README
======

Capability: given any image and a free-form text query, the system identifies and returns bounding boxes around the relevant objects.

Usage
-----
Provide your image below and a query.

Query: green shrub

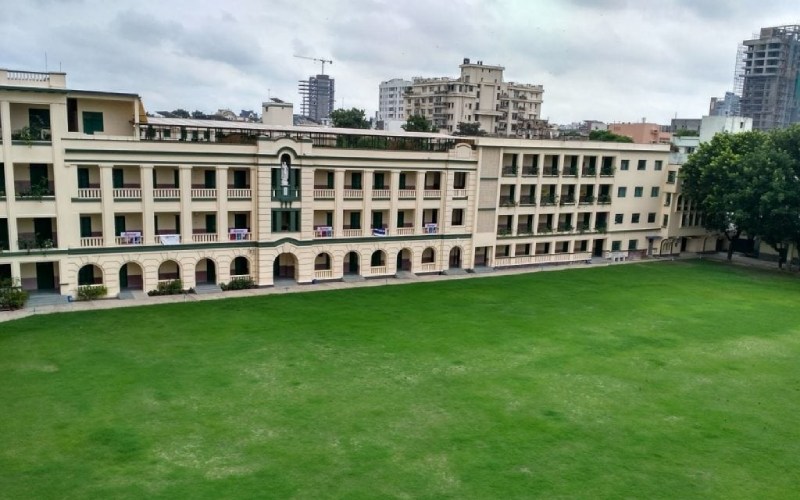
[220,277,256,291]
[0,278,28,310]
[76,285,108,301]
[147,279,185,296]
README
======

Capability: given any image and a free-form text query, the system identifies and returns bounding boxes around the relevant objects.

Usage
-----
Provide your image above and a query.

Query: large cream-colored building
[0,69,709,301]
[404,59,544,136]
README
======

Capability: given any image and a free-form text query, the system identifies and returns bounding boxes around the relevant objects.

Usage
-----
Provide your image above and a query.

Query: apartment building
[404,59,544,136]
[378,78,412,122]
[607,122,672,145]
[0,69,707,301]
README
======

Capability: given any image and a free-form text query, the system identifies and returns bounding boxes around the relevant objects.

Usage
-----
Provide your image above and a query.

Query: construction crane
[294,55,333,75]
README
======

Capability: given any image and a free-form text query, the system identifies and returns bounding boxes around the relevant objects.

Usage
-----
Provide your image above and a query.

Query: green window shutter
[234,213,247,229]
[325,212,333,227]
[290,169,299,190]
[205,214,216,233]
[372,211,382,229]
[205,170,216,189]
[80,216,92,238]
[374,173,385,189]
[112,169,124,189]
[271,168,279,190]
[399,173,406,189]
[271,211,278,232]
[234,170,247,188]
[352,172,362,189]
[0,163,6,195]
[326,171,334,189]
[289,210,299,231]
[350,211,360,229]
[114,215,126,235]
[397,211,404,227]
[175,215,181,234]
[82,111,104,135]
[152,169,157,186]
[154,215,159,234]
[174,169,180,188]
[77,168,90,189]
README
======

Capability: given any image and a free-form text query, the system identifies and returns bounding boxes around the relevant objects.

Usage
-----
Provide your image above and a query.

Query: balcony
[423,223,438,234]
[372,189,391,199]
[542,169,559,177]
[155,234,181,244]
[562,167,578,177]
[191,188,217,199]
[522,167,539,176]
[556,224,574,233]
[80,236,104,247]
[343,189,363,199]
[516,225,534,235]
[597,195,611,204]
[497,226,513,237]
[519,195,536,206]
[398,189,417,199]
[419,263,437,273]
[314,227,334,238]
[581,168,597,177]
[394,227,415,236]
[502,166,517,177]
[540,195,557,206]
[600,167,615,177]
[228,229,251,241]
[452,189,467,199]
[494,251,592,268]
[579,195,596,205]
[153,188,180,199]
[369,266,388,276]
[116,232,143,245]
[113,188,142,200]
[423,189,441,199]
[342,228,362,237]
[192,233,218,243]
[314,189,335,199]
[560,195,576,206]
[77,188,101,199]
[227,188,251,199]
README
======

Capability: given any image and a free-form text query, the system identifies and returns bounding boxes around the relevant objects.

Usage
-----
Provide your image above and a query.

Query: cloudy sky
[2,0,797,124]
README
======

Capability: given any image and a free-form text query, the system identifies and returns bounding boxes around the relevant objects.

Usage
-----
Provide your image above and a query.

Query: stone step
[193,284,222,295]
[442,268,468,276]
[471,266,496,274]
[26,292,69,308]
[395,271,418,280]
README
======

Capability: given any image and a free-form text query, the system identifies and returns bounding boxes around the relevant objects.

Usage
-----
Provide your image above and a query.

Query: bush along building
[0,68,709,301]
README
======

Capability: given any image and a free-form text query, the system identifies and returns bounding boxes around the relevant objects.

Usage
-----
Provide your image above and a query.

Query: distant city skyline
[1,0,798,124]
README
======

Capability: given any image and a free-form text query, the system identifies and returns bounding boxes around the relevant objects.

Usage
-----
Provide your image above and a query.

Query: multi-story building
[741,25,800,130]
[404,58,544,136]
[709,91,741,117]
[607,122,672,144]
[0,68,708,301]
[298,74,335,123]
[377,78,411,127]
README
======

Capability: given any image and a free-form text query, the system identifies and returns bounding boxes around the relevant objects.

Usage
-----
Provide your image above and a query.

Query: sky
[2,0,798,124]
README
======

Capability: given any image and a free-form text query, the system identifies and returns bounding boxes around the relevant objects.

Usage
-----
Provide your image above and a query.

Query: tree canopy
[588,130,634,143]
[330,108,370,129]
[681,125,800,267]
[402,114,437,133]
[454,122,485,136]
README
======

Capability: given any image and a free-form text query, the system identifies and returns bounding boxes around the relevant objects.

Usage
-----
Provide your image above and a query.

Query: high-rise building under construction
[740,25,800,130]
[298,74,335,123]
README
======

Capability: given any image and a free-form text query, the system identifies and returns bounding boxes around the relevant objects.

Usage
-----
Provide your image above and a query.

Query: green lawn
[2,261,800,499]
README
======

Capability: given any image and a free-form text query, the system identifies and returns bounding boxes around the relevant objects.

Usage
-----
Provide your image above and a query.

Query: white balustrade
[227,188,251,198]
[394,227,415,236]
[423,189,441,198]
[343,189,363,199]
[452,189,467,198]
[372,189,390,199]
[420,263,437,272]
[314,270,333,279]
[494,252,593,268]
[80,236,104,247]
[314,189,335,199]
[341,229,362,237]
[370,266,388,275]
[191,188,217,198]
[192,233,218,243]
[113,188,142,199]
[115,235,143,245]
[153,188,180,198]
[398,189,417,198]
[77,188,101,199]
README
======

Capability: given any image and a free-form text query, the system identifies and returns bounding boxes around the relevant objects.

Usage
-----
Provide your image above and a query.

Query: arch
[158,260,181,282]
[314,252,333,271]
[230,256,250,277]
[449,246,463,269]
[396,248,412,272]
[273,252,298,282]
[421,247,436,264]
[119,261,144,290]
[195,257,217,285]
[370,250,386,267]
[343,251,360,275]
[78,264,103,286]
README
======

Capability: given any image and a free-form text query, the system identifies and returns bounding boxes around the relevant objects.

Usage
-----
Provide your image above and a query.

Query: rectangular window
[326,171,334,189]
[204,170,216,189]
[662,214,669,227]
[351,172,362,189]
[399,173,407,189]
[80,216,92,238]
[637,159,646,170]
[617,186,627,198]
[77,167,90,189]
[620,160,629,171]
[397,211,405,227]
[371,211,383,229]
[611,240,622,251]
[628,239,638,250]
[654,160,663,171]
[114,215,126,235]
[112,168,124,189]
[233,170,248,189]
[454,172,467,189]
[634,186,643,197]
[647,212,656,223]
[452,208,464,226]
[667,171,676,183]
[205,214,216,233]
[350,211,361,229]
[373,172,385,189]
[632,213,640,223]
[0,163,5,196]
[614,213,624,224]
[82,111,104,135]
[234,213,248,229]
[272,210,300,232]
[651,186,659,197]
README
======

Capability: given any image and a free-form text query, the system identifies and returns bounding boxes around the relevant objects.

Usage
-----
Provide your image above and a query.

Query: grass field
[2,260,800,499]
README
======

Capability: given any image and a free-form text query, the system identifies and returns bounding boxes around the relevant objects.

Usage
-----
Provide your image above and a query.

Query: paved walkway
[1,252,768,323]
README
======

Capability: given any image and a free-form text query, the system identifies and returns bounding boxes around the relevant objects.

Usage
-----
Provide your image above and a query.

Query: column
[334,170,345,236]
[389,170,400,234]
[363,170,373,234]
[415,171,424,232]
[141,164,155,245]
[1,101,18,251]
[217,166,229,242]
[179,165,192,244]
[99,164,115,246]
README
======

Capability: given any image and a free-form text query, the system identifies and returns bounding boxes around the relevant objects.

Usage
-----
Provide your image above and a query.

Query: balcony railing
[113,188,142,199]
[314,269,334,279]
[370,266,388,275]
[115,235,143,245]
[579,196,596,205]
[452,189,467,198]
[343,189,363,199]
[581,168,597,176]
[423,189,441,198]
[519,196,536,206]
[423,223,438,234]
[497,227,513,236]
[398,189,417,199]
[314,189,335,199]
[522,167,538,176]
[227,188,251,199]
[314,227,334,238]
[494,251,592,267]
[77,188,101,199]
[191,188,217,199]
[517,225,534,235]
[372,189,391,199]
[419,263,437,272]
[540,195,557,206]
[600,167,615,176]
[192,233,218,243]
[499,196,516,207]
[156,234,181,244]
[395,227,415,236]
[597,195,612,204]
[80,236,104,247]
[542,169,559,177]
[562,167,578,176]
[560,195,576,205]
[342,228,362,237]
[228,230,251,241]
[502,166,517,176]
[271,188,300,200]
[153,188,180,198]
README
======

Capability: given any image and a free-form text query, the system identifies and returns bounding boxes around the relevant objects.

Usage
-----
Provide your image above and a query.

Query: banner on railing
[372,228,387,237]
[229,228,249,241]
[424,223,438,234]
[316,226,333,237]
[160,234,180,245]
[120,231,142,244]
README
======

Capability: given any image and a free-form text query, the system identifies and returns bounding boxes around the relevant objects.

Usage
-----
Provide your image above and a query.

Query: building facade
[741,25,800,130]
[298,74,335,123]
[377,78,412,123]
[607,122,672,144]
[0,69,709,300]
[404,59,544,136]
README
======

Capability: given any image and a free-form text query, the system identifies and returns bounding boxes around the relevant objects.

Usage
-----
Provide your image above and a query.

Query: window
[454,172,467,189]
[233,170,248,189]
[82,111,104,135]
[667,171,676,183]
[631,213,640,223]
[620,160,629,171]
[634,187,643,197]
[662,214,669,227]
[611,240,622,251]
[77,167,90,189]
[452,209,464,226]
[614,213,623,224]
[79,216,92,238]
[637,159,646,170]
[351,172,362,189]
[617,186,627,198]
[647,212,656,223]
[628,239,638,250]
[654,160,663,171]
[651,186,660,197]
[373,172,385,189]
[272,210,300,232]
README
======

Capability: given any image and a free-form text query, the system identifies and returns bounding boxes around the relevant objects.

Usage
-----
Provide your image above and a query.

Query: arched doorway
[449,247,462,268]
[230,256,250,277]
[119,262,144,290]
[396,248,412,272]
[273,253,298,282]
[422,247,436,265]
[158,260,181,283]
[78,264,102,286]
[195,258,217,284]
[343,251,360,275]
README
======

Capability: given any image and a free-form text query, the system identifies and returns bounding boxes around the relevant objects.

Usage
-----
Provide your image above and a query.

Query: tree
[402,114,437,133]
[330,108,370,129]
[454,122,485,136]
[588,130,634,143]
